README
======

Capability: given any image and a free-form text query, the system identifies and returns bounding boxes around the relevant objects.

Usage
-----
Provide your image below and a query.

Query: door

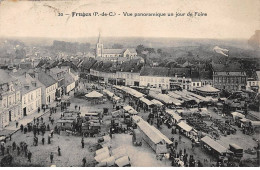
[23,107,27,116]
[9,111,12,121]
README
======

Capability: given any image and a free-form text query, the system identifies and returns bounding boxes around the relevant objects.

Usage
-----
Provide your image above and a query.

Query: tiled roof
[14,74,40,95]
[64,72,75,86]
[140,67,169,77]
[118,60,143,73]
[37,71,57,87]
[81,58,97,70]
[212,63,242,72]
[0,69,16,84]
[168,68,191,77]
[103,49,124,54]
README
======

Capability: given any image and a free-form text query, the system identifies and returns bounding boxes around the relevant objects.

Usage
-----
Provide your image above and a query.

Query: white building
[30,71,58,106]
[14,73,42,116]
[0,70,22,129]
[140,67,170,89]
[246,71,260,93]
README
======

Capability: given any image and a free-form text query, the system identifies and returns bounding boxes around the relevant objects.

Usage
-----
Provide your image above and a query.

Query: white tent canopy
[94,150,110,163]
[103,89,114,97]
[151,99,163,106]
[197,85,220,93]
[95,146,109,156]
[140,97,154,106]
[85,91,103,98]
[177,121,193,132]
[115,156,130,167]
[231,112,245,119]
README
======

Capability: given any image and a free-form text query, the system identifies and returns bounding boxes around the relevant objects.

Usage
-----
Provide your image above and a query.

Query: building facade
[246,71,260,93]
[213,71,247,91]
[30,71,58,106]
[0,70,22,129]
[14,73,42,117]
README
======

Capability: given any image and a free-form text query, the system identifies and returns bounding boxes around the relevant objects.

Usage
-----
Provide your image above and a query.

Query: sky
[0,0,259,39]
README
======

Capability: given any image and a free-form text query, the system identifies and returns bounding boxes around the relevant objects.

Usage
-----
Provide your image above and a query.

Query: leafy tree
[136,45,145,55]
[157,49,162,54]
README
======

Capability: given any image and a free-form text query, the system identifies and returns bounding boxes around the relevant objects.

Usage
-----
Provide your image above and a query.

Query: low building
[246,71,260,93]
[140,67,170,89]
[0,69,22,129]
[168,68,192,90]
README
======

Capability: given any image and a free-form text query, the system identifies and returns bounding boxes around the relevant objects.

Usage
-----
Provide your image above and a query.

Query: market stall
[136,117,172,154]
[85,90,104,104]
[196,85,220,97]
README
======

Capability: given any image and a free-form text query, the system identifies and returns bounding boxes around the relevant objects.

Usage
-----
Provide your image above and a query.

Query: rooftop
[140,67,169,77]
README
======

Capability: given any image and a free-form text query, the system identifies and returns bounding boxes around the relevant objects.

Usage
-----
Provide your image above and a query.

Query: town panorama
[0,31,259,167]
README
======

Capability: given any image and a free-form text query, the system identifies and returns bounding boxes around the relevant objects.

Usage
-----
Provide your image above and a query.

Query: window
[197,83,200,86]
[193,83,195,86]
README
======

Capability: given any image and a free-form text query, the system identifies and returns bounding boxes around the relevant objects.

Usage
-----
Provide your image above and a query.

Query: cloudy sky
[0,0,259,39]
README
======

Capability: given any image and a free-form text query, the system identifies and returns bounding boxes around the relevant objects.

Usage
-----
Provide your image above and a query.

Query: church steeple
[96,32,103,58]
[97,32,101,43]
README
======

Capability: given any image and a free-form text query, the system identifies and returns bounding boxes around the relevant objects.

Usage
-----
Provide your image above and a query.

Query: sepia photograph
[0,0,259,167]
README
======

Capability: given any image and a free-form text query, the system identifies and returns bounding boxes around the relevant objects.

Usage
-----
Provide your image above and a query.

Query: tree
[136,45,145,55]
[157,49,162,54]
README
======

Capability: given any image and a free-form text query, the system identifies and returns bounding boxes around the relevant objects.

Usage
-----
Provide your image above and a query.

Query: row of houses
[0,67,79,129]
[88,60,212,91]
[87,59,260,93]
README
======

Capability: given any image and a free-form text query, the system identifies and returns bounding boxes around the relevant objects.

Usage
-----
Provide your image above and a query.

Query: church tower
[96,32,103,58]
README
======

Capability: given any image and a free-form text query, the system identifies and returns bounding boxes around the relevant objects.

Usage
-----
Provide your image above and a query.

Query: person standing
[42,137,45,145]
[81,137,84,148]
[16,121,19,128]
[50,152,54,163]
[82,157,86,167]
[48,135,51,144]
[17,146,20,155]
[28,151,32,162]
[58,146,61,156]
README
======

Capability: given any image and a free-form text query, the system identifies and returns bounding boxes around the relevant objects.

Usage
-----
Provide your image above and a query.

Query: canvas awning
[112,147,127,159]
[103,89,114,97]
[151,99,163,106]
[100,156,115,166]
[196,85,220,93]
[128,109,138,115]
[177,121,193,132]
[123,105,134,111]
[140,97,154,106]
[115,156,130,167]
[96,147,109,156]
[231,112,245,119]
[94,150,110,163]
[85,91,103,98]
[201,136,228,154]
[166,109,183,122]
[137,118,172,145]
[113,96,121,101]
